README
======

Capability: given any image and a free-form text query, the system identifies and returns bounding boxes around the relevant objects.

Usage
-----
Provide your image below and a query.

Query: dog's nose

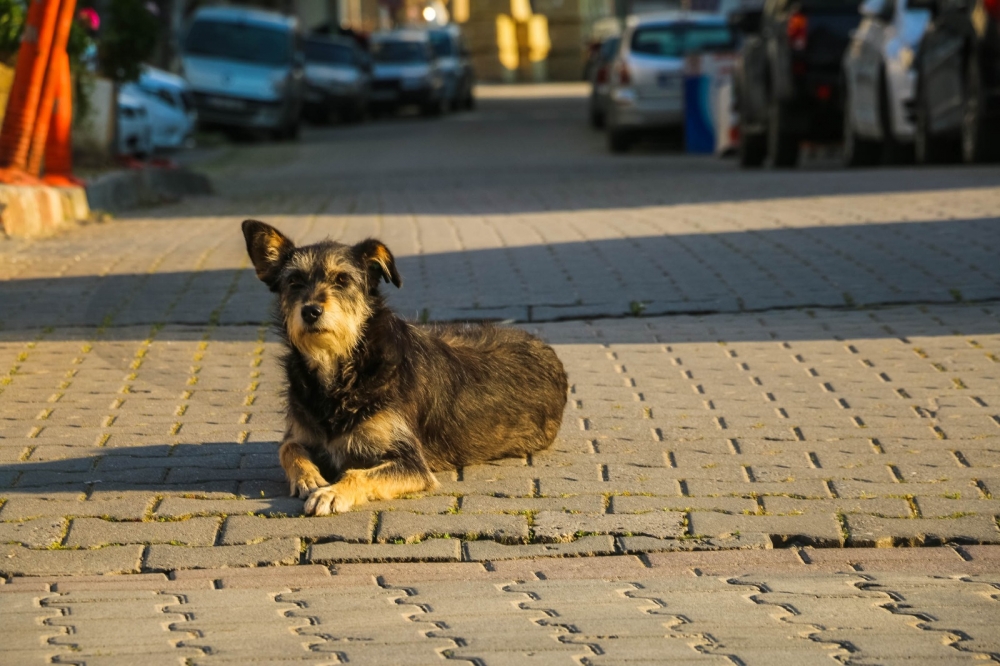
[300,304,324,325]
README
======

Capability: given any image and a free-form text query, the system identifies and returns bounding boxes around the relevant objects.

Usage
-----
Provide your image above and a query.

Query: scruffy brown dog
[242,220,568,515]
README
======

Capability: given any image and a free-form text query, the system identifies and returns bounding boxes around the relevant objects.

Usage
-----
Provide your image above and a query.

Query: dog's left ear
[242,219,294,291]
[355,239,402,289]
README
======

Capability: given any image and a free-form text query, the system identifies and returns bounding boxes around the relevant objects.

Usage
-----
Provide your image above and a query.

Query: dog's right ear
[242,220,294,291]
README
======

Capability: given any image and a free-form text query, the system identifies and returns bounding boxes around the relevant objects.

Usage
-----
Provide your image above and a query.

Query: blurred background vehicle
[588,35,621,128]
[181,6,305,140]
[910,0,1000,163]
[428,26,476,111]
[302,35,372,124]
[369,30,445,117]
[116,86,154,157]
[128,66,198,152]
[734,0,863,168]
[841,0,930,166]
[605,12,737,152]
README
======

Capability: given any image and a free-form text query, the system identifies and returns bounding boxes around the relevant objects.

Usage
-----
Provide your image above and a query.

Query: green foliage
[0,0,25,64]
[98,0,158,82]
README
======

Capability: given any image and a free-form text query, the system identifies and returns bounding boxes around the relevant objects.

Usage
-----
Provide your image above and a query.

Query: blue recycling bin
[684,73,715,154]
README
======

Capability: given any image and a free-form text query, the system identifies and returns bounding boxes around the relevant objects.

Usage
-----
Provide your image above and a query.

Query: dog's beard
[288,298,370,383]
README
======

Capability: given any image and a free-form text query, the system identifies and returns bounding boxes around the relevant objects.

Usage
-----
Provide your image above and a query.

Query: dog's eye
[287,279,305,290]
[334,273,350,287]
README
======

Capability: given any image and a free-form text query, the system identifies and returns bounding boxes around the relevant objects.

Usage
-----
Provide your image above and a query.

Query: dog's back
[406,322,568,470]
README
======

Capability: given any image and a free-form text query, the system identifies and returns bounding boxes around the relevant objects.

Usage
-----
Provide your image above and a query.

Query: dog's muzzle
[301,304,324,325]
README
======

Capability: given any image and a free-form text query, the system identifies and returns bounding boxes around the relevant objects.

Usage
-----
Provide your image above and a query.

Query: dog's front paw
[290,468,329,499]
[303,483,364,515]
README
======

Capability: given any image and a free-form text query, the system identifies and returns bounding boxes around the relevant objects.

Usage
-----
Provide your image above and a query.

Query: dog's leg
[280,439,330,499]
[303,412,437,515]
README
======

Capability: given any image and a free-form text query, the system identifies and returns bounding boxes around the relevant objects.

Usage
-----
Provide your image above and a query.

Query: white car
[116,87,153,157]
[605,12,737,152]
[841,0,931,165]
[132,66,198,151]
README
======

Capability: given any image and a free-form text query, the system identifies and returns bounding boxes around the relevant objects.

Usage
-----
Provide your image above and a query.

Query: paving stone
[145,538,301,571]
[376,513,528,544]
[465,535,617,561]
[0,517,66,547]
[845,515,1000,546]
[688,512,844,546]
[64,517,221,547]
[218,512,374,545]
[154,496,303,518]
[0,544,143,576]
[619,533,772,553]
[533,511,685,542]
[0,498,151,521]
[309,538,462,563]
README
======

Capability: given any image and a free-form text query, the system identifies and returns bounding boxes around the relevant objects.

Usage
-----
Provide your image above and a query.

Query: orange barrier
[27,0,78,178]
[0,0,62,183]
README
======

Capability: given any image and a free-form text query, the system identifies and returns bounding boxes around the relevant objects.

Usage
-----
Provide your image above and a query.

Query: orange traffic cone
[27,0,79,180]
[0,0,62,184]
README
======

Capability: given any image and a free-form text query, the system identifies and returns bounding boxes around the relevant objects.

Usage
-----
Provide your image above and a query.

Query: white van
[181,6,305,139]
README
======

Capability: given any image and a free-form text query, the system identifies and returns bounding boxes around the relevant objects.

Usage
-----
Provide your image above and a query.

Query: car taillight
[616,62,631,85]
[596,65,609,84]
[985,0,1000,19]
[788,12,808,50]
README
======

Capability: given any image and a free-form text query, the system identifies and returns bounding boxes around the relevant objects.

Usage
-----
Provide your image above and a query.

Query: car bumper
[193,93,289,130]
[610,90,683,128]
[370,85,438,106]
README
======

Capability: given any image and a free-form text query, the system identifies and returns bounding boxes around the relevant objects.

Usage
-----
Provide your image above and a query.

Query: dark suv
[909,0,1000,163]
[734,0,863,166]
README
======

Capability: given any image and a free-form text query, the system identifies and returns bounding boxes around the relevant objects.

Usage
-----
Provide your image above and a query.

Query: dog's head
[242,220,401,365]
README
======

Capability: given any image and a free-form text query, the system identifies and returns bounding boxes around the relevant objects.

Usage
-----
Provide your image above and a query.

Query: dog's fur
[242,220,568,515]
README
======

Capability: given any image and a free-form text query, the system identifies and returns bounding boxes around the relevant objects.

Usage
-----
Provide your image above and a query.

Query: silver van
[182,6,305,139]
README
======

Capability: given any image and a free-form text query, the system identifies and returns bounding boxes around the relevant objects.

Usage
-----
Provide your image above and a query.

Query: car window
[429,31,454,56]
[631,24,735,57]
[184,20,292,65]
[372,40,430,63]
[304,40,355,65]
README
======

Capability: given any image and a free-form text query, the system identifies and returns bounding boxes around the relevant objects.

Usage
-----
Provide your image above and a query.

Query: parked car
[369,30,445,116]
[841,0,930,165]
[116,87,153,157]
[181,6,305,140]
[909,0,1000,163]
[733,0,864,167]
[131,66,198,151]
[428,26,475,110]
[588,36,621,128]
[605,12,737,152]
[302,35,372,123]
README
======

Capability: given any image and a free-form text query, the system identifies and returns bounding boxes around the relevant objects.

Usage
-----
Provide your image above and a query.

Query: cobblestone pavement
[0,86,999,581]
[3,548,999,665]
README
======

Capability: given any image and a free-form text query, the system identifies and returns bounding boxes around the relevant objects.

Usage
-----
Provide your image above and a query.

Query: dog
[242,220,568,515]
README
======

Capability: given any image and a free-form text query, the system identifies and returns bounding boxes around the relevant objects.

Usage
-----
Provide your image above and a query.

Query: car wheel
[914,81,959,164]
[608,128,633,153]
[590,105,605,129]
[421,97,443,117]
[962,57,1000,163]
[767,99,799,168]
[738,130,767,167]
[842,85,880,167]
[464,93,475,110]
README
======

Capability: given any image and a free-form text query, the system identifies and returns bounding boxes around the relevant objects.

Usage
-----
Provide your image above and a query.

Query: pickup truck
[733,0,864,167]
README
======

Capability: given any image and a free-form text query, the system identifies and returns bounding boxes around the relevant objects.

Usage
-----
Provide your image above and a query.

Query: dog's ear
[242,220,294,291]
[355,238,402,289]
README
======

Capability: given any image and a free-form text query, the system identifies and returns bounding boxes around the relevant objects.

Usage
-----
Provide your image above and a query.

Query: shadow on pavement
[2,218,999,341]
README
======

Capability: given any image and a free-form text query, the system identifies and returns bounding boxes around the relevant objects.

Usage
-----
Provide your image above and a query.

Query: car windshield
[631,23,735,57]
[304,40,355,65]
[429,31,454,57]
[185,20,292,65]
[372,40,429,63]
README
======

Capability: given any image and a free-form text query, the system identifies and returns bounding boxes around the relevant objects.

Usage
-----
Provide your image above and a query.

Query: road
[1,84,999,664]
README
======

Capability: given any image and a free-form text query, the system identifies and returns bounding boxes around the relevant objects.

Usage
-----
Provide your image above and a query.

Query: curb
[84,167,212,214]
[0,167,211,240]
